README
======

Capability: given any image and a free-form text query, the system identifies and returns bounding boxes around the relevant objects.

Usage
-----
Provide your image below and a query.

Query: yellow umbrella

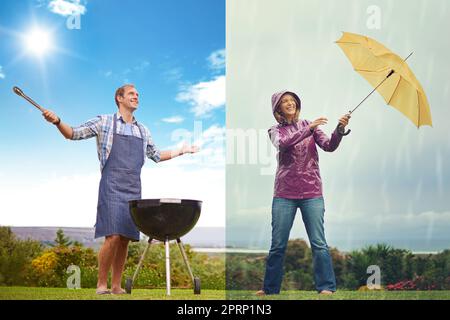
[335,32,432,132]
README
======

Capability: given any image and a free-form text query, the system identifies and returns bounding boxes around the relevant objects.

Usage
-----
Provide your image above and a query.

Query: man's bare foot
[319,290,334,295]
[255,290,266,296]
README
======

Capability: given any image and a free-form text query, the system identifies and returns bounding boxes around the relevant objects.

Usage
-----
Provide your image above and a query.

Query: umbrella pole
[340,52,414,135]
[339,74,393,136]
[349,70,395,115]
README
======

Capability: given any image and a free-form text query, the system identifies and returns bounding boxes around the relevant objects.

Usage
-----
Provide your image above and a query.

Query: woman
[257,90,350,295]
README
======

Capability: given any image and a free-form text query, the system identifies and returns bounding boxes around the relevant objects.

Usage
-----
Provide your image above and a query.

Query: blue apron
[95,114,144,241]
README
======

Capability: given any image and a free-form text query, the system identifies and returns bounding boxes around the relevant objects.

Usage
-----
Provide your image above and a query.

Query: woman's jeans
[263,197,336,294]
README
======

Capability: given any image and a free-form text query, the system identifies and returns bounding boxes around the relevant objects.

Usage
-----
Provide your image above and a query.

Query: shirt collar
[116,111,137,125]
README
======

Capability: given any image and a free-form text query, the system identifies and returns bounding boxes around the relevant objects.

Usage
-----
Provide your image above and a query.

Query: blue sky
[0,0,225,228]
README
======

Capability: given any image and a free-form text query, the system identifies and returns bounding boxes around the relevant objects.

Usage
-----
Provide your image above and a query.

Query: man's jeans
[263,197,336,294]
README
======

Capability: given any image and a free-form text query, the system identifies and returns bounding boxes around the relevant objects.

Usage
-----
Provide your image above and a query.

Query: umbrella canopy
[336,32,432,128]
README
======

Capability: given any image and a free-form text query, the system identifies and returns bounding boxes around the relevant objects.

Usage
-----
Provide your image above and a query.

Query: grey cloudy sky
[226,0,450,252]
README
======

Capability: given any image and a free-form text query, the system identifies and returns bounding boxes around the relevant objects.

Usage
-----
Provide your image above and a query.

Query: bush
[226,239,321,291]
[225,253,265,290]
[343,244,413,288]
[385,250,450,291]
[191,252,225,290]
[17,235,225,289]
[383,250,450,291]
[29,251,59,287]
[0,227,43,286]
[28,245,98,287]
[124,241,225,290]
[283,239,314,290]
[283,269,315,291]
[430,250,450,290]
[3,226,448,291]
[225,240,450,291]
[386,280,417,291]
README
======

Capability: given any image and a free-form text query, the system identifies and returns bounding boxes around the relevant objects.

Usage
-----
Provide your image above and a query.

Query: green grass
[0,286,225,300]
[227,290,450,300]
[2,287,449,300]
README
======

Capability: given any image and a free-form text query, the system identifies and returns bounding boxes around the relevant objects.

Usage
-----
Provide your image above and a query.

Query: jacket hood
[271,90,301,117]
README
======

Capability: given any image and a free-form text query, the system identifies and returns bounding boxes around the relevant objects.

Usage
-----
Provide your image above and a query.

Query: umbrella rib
[335,41,361,45]
[417,93,421,128]
[387,77,402,106]
[354,67,390,73]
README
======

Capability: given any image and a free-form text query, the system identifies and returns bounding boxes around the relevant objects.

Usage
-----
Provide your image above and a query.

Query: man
[42,84,199,294]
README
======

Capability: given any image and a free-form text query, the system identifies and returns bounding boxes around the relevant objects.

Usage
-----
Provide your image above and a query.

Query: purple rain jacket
[269,90,345,199]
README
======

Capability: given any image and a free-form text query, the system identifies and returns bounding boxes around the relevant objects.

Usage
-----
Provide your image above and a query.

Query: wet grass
[227,290,450,300]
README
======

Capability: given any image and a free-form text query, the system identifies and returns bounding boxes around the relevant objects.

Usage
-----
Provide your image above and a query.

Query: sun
[24,27,53,57]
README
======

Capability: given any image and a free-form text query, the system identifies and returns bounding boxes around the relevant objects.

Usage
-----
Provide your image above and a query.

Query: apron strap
[136,122,146,162]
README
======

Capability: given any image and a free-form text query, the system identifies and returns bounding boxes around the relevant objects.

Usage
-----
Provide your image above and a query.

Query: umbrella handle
[337,110,352,136]
[337,124,351,136]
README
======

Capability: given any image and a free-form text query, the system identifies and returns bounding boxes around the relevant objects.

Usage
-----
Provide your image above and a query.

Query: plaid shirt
[72,112,161,171]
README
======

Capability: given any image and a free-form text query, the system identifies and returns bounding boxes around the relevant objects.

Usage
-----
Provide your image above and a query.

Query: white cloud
[163,124,226,168]
[208,49,225,70]
[0,172,100,228]
[326,210,450,226]
[141,166,224,227]
[162,116,184,124]
[0,66,5,79]
[176,75,225,117]
[0,165,224,228]
[102,60,150,80]
[196,124,226,153]
[201,124,226,141]
[48,0,86,16]
[163,68,183,82]
[133,60,150,72]
[194,124,226,167]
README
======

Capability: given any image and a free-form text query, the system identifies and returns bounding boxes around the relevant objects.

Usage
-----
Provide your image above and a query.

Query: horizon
[8,225,446,254]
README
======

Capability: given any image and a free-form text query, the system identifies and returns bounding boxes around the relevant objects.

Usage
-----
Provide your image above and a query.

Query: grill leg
[165,237,171,296]
[177,238,201,294]
[176,238,195,283]
[133,238,152,283]
[126,238,152,294]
